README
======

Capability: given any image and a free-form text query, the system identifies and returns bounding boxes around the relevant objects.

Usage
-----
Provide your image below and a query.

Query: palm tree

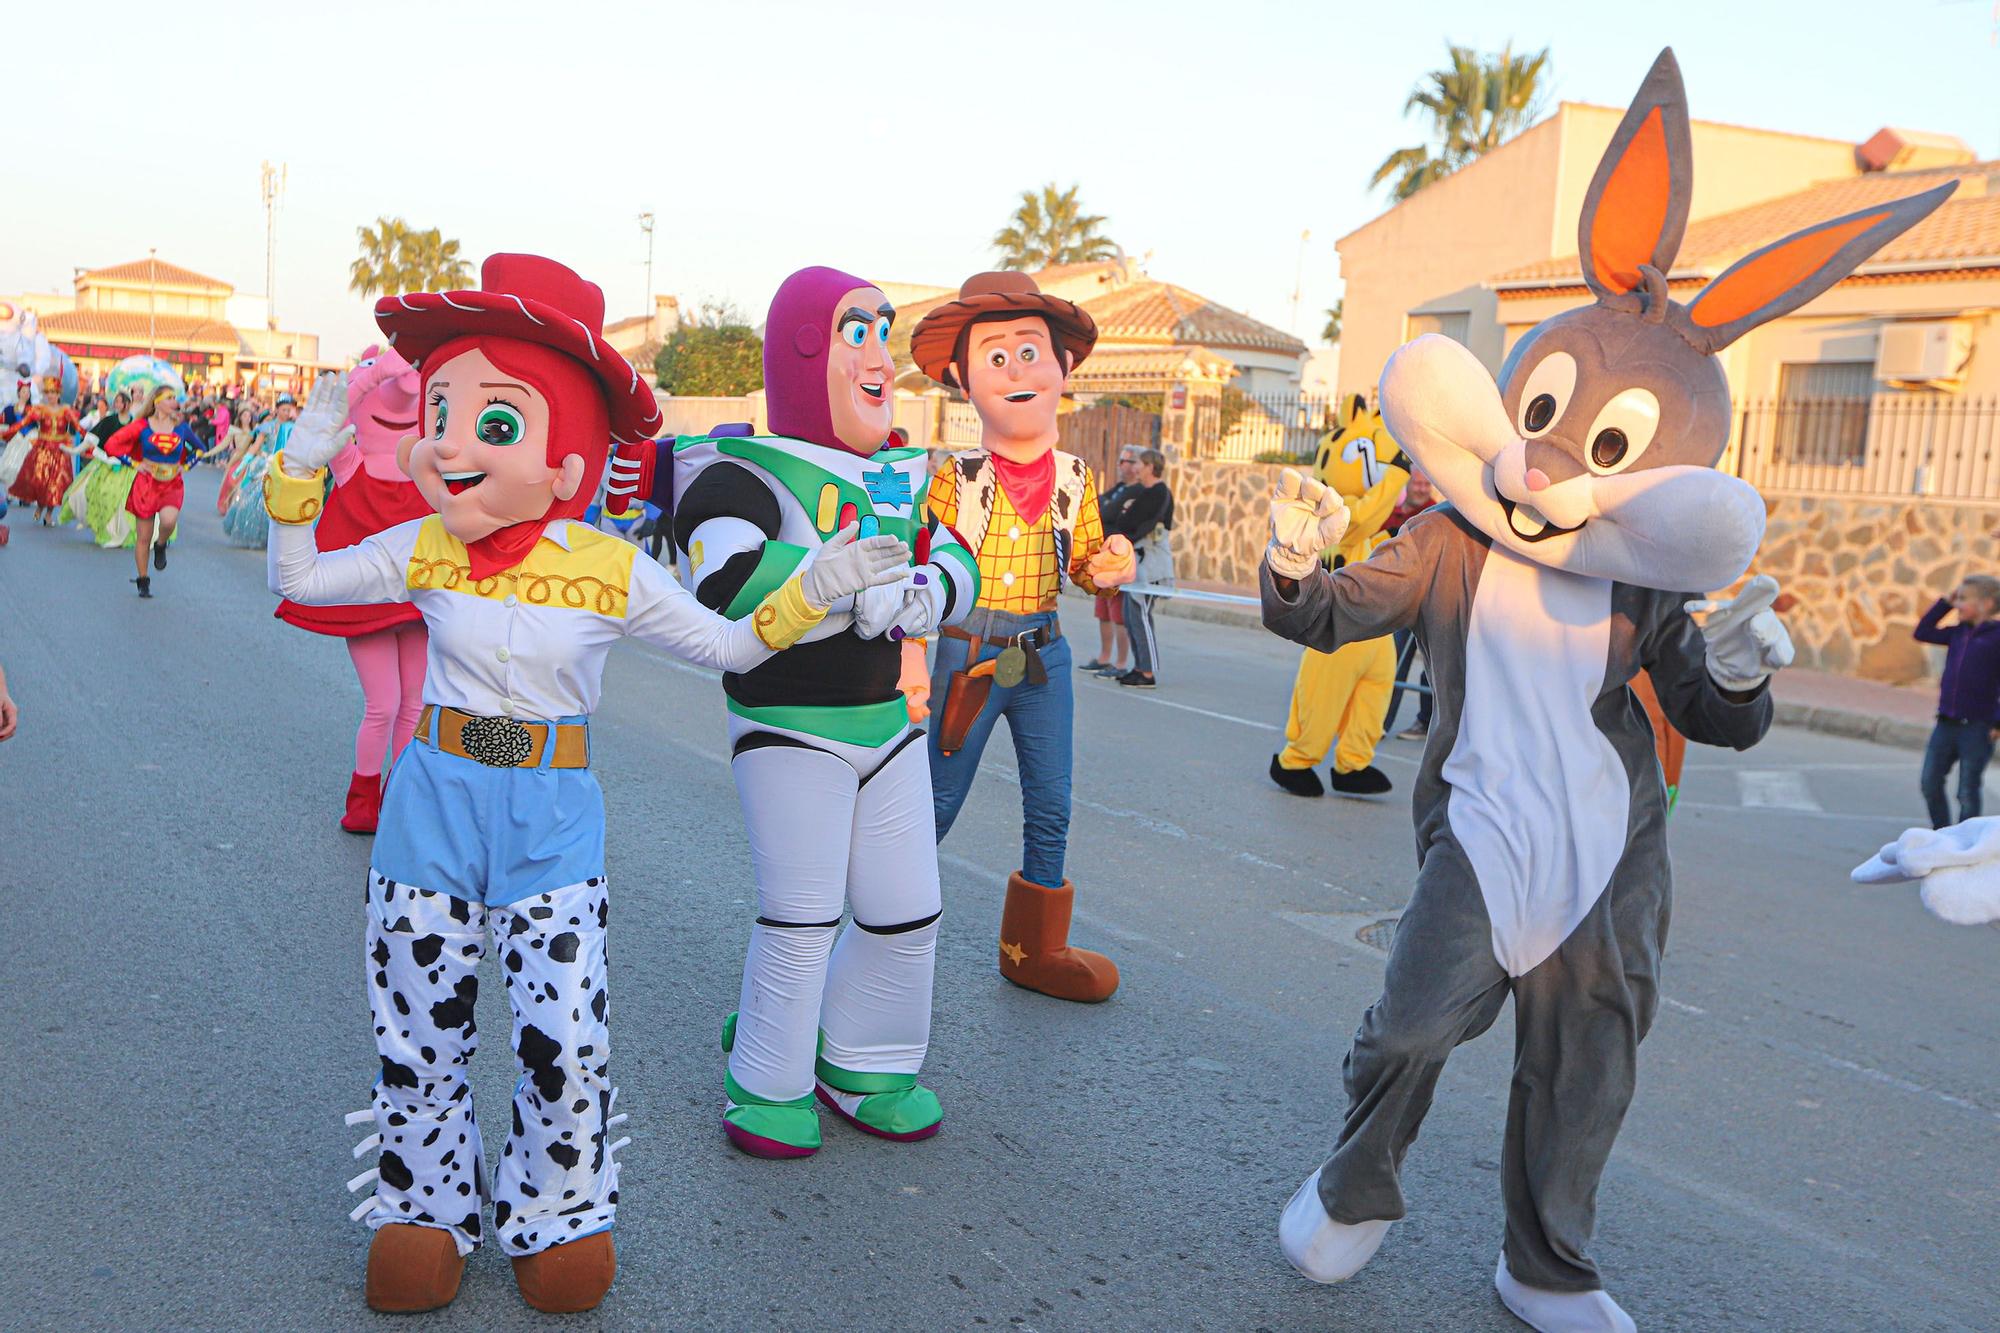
[1322,299,1343,345]
[348,217,474,298]
[1371,43,1551,201]
[992,184,1117,270]
[348,216,409,298]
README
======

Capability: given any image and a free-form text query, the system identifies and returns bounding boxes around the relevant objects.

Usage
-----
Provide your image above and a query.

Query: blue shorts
[372,713,605,906]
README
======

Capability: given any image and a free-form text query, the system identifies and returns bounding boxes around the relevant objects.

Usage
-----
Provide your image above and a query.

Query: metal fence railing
[1730,394,2000,500]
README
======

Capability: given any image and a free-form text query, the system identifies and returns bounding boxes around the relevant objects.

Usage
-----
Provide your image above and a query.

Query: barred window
[1775,362,1874,464]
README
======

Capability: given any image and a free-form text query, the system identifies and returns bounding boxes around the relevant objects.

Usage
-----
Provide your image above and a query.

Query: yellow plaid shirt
[927,461,1107,614]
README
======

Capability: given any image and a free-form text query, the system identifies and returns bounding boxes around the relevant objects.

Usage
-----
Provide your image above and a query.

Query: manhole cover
[1355,917,1400,952]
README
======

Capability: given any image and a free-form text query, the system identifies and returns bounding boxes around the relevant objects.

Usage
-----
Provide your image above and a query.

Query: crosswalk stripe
[1737,769,1824,812]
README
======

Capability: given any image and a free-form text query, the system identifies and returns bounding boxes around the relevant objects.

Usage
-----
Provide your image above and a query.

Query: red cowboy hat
[374,253,662,443]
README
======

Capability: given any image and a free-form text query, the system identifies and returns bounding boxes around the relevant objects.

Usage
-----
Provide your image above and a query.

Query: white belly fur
[1443,545,1626,977]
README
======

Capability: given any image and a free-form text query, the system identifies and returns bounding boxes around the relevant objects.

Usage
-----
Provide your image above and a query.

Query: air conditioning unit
[1876,320,1973,387]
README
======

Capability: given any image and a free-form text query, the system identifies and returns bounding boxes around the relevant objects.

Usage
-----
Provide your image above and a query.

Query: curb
[1772,701,1932,752]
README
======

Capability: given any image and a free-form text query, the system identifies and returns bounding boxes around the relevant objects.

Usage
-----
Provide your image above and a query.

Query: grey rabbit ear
[1684,181,1958,354]
[1577,48,1694,306]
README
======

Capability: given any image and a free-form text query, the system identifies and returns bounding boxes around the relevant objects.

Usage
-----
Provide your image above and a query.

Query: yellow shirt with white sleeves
[265,463,814,721]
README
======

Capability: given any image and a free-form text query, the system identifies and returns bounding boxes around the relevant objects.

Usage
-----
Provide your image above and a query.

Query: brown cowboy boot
[998,872,1120,1002]
[511,1232,616,1313]
[364,1223,465,1313]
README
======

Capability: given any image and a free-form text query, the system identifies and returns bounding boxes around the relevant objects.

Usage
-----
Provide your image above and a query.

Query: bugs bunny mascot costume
[1261,48,1954,1332]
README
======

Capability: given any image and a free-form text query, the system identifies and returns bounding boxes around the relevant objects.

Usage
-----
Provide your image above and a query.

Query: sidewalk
[1113,583,1943,752]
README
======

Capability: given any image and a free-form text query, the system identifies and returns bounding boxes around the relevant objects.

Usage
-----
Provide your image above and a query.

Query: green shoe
[814,1055,943,1142]
[720,1015,819,1158]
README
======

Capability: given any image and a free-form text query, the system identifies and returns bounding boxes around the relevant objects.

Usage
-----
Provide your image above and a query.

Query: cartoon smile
[371,414,418,431]
[442,469,487,494]
[1499,496,1583,542]
[1004,390,1037,403]
[858,381,884,401]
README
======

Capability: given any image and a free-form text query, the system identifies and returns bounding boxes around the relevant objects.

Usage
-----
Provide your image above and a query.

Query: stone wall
[1157,454,1999,687]
[1163,455,1288,589]
[1751,494,2000,684]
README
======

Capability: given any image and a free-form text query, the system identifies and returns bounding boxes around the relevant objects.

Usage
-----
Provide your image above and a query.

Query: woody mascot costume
[1267,393,1410,798]
[608,266,979,1158]
[911,272,1137,1003]
[263,254,910,1314]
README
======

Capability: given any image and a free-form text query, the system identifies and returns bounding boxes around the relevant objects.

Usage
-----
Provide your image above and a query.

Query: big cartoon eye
[1018,344,1039,365]
[1514,352,1576,438]
[429,397,448,438]
[987,348,1010,369]
[842,320,870,348]
[1583,388,1660,474]
[476,402,525,446]
[355,356,377,371]
[874,316,892,344]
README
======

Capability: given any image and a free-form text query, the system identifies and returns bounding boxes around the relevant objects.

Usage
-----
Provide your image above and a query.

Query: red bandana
[989,448,1056,527]
[465,520,555,582]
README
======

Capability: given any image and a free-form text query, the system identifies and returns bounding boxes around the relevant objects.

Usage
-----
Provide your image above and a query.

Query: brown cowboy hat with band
[910,271,1099,388]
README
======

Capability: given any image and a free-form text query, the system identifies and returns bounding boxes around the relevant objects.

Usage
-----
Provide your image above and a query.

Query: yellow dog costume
[1269,394,1411,798]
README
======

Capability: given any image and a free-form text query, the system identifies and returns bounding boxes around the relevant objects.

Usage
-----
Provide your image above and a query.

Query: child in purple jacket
[1915,574,2000,827]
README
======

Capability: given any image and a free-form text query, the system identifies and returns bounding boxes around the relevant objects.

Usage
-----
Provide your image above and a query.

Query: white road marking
[1737,769,1824,811]
[1080,678,1280,732]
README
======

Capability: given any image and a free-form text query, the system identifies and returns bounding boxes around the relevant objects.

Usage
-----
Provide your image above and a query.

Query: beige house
[8,258,329,393]
[603,294,683,384]
[1333,106,1974,402]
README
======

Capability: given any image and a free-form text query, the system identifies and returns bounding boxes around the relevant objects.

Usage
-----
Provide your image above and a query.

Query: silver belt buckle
[459,714,535,767]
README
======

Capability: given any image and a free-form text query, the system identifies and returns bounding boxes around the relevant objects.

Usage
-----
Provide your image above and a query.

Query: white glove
[1266,467,1350,580]
[279,371,355,478]
[1685,574,1794,692]
[799,523,911,609]
[855,568,948,641]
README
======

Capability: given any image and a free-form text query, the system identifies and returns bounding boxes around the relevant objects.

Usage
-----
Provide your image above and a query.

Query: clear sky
[11,0,1994,361]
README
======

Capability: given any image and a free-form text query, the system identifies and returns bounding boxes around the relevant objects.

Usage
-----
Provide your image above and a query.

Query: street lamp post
[638,212,656,337]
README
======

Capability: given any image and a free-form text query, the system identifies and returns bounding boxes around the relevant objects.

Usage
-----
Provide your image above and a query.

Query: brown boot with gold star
[998,872,1119,1002]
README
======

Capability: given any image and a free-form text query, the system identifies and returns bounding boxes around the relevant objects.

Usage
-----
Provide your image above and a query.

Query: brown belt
[417,704,590,770]
[940,622,1062,658]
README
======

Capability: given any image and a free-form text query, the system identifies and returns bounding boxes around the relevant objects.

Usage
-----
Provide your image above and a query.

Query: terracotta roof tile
[41,308,241,349]
[79,258,233,290]
[1493,162,2000,286]
[1081,280,1307,356]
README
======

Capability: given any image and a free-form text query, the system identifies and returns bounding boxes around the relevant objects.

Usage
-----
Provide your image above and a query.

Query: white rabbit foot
[1494,1253,1635,1333]
[1278,1168,1392,1283]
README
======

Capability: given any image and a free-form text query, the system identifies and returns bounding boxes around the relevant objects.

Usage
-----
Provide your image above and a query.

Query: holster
[937,670,992,756]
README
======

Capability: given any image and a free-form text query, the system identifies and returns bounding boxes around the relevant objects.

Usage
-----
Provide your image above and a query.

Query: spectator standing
[1915,575,2000,828]
[1102,447,1174,688]
[1083,445,1142,675]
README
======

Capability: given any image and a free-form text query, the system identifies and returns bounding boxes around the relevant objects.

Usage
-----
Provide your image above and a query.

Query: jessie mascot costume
[1267,393,1410,798]
[263,254,910,1314]
[274,346,433,832]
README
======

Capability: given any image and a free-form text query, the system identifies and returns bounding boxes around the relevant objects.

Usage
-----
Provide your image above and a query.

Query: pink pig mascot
[275,345,433,831]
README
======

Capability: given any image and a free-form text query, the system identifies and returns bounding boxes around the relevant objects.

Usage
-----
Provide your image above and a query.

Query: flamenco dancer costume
[273,349,432,833]
[268,255,866,1313]
[621,266,977,1157]
[4,387,80,516]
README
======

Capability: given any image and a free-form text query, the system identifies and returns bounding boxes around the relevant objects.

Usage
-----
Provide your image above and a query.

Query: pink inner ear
[1592,107,1671,294]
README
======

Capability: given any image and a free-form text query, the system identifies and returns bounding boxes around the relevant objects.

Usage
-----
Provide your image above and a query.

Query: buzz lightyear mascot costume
[609,266,977,1157]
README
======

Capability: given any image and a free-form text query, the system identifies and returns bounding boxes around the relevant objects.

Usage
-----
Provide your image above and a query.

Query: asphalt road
[1,471,1993,1332]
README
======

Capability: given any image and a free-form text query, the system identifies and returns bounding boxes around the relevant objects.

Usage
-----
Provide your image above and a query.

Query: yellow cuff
[751,574,828,651]
[263,454,327,525]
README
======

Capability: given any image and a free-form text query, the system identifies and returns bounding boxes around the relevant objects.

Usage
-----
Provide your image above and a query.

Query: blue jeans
[929,610,1075,887]
[1921,716,1994,829]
